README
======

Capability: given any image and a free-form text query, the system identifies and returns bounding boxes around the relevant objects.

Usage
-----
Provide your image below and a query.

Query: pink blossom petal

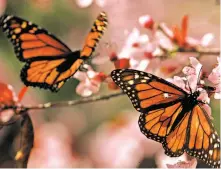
[208,70,220,85]
[139,15,154,29]
[76,0,93,8]
[214,92,221,99]
[152,47,163,56]
[159,23,174,38]
[73,71,88,81]
[155,31,175,51]
[125,28,149,47]
[189,57,202,72]
[186,37,200,47]
[130,58,149,71]
[187,74,198,92]
[166,158,197,168]
[208,60,221,85]
[76,79,100,97]
[95,0,106,7]
[156,151,191,168]
[182,66,195,76]
[201,33,214,47]
[73,64,94,81]
[197,89,210,104]
[167,76,186,90]
[0,109,14,123]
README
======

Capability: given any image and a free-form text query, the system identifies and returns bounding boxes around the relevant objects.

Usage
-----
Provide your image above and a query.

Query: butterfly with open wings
[0,12,108,92]
[111,69,220,168]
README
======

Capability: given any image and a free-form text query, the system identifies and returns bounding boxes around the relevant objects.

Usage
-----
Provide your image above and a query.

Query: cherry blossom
[139,15,154,29]
[76,0,105,8]
[208,57,221,99]
[118,28,155,71]
[182,57,202,91]
[0,83,19,125]
[74,65,107,97]
[156,151,197,168]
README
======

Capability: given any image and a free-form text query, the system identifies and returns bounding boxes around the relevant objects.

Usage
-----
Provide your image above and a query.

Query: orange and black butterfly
[0,12,108,92]
[111,69,220,168]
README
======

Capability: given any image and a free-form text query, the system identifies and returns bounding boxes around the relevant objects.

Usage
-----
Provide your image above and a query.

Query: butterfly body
[111,69,220,168]
[0,12,108,92]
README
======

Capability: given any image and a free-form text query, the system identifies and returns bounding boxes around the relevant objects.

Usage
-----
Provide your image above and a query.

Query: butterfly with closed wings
[0,12,108,92]
[111,69,220,168]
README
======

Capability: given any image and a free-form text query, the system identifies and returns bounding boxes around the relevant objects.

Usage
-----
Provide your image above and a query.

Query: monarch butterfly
[111,69,220,168]
[0,12,108,92]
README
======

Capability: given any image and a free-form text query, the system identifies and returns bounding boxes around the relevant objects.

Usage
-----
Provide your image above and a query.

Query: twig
[0,91,124,117]
[25,91,123,110]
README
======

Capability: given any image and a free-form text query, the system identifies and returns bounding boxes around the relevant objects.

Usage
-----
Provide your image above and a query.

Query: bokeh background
[0,0,219,168]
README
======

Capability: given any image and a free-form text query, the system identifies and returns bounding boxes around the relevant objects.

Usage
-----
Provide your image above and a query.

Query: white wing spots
[164,93,169,98]
[214,143,219,148]
[117,78,120,81]
[135,74,139,79]
[148,74,152,78]
[210,137,213,143]
[209,150,213,156]
[144,76,149,80]
[141,79,147,83]
[28,21,33,25]
[127,87,131,90]
[128,80,134,85]
[3,16,13,23]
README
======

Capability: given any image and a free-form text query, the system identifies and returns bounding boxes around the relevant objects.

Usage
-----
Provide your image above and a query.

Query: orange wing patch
[185,105,220,168]
[21,58,83,91]
[0,15,72,62]
[163,111,191,156]
[139,102,183,143]
[111,69,186,113]
[80,12,108,58]
[0,13,108,92]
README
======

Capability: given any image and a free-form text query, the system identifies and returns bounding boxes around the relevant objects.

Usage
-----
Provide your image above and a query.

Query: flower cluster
[74,14,218,99]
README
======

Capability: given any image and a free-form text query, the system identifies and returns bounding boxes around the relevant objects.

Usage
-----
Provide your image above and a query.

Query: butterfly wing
[185,105,220,168]
[80,11,108,59]
[111,69,187,113]
[21,51,82,92]
[0,12,108,92]
[138,101,184,143]
[112,69,220,168]
[0,14,72,62]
